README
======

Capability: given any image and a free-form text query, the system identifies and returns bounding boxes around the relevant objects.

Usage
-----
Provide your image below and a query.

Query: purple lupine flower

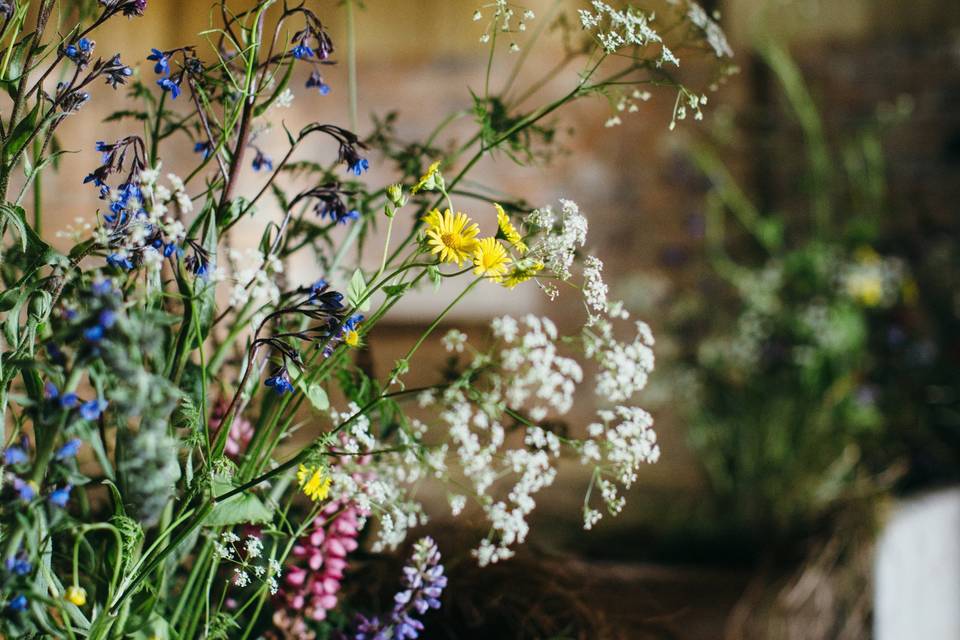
[349,537,447,640]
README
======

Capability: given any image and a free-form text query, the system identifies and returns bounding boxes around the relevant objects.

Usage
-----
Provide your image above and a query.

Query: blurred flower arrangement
[0,0,729,637]
[670,42,913,537]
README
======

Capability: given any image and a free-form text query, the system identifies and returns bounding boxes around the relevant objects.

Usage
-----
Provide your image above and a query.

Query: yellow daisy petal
[494,203,528,255]
[501,259,543,289]
[297,464,332,502]
[412,161,442,193]
[472,237,512,281]
[423,208,480,266]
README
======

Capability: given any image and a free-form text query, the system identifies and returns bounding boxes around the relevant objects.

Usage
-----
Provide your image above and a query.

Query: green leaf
[347,268,370,312]
[382,283,411,297]
[5,102,40,161]
[300,382,329,411]
[207,476,273,526]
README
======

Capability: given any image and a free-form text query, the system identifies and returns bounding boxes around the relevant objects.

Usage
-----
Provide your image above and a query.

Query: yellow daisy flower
[297,464,331,502]
[501,259,544,289]
[423,208,479,266]
[472,238,512,281]
[65,585,87,607]
[412,161,442,193]
[344,329,360,347]
[494,203,527,255]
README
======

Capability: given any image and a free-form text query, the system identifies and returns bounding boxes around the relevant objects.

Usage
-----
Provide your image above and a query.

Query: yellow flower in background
[423,208,479,266]
[297,464,331,502]
[344,329,360,347]
[412,161,442,193]
[65,585,87,607]
[472,238,511,280]
[501,259,544,289]
[494,203,527,255]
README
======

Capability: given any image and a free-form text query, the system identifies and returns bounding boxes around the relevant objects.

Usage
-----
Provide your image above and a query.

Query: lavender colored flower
[349,537,446,640]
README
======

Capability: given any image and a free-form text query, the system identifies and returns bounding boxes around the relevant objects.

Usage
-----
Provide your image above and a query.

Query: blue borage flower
[306,70,330,95]
[289,19,334,61]
[305,124,368,177]
[64,38,94,65]
[290,183,359,225]
[55,439,82,461]
[12,478,35,502]
[157,76,181,99]
[102,54,133,88]
[194,140,213,158]
[252,148,273,172]
[7,594,27,613]
[45,382,108,421]
[291,40,314,59]
[147,48,170,74]
[3,444,28,465]
[49,485,73,508]
[265,369,295,394]
[5,555,31,577]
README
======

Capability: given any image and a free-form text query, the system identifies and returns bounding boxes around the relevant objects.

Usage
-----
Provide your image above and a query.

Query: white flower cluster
[474,1,535,47]
[224,247,283,308]
[585,319,655,404]
[603,88,653,127]
[441,329,468,353]
[579,407,659,530]
[578,1,672,64]
[496,314,583,421]
[213,532,282,595]
[525,198,588,282]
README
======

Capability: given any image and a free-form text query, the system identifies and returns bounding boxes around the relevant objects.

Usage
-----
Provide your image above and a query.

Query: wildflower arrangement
[668,43,911,536]
[0,0,729,637]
